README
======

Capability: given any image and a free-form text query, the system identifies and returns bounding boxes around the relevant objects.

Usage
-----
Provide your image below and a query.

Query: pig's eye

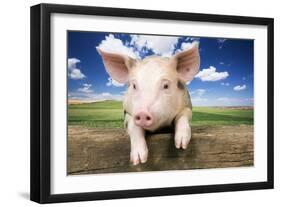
[163,83,169,89]
[130,80,138,90]
[161,80,171,92]
[162,82,170,90]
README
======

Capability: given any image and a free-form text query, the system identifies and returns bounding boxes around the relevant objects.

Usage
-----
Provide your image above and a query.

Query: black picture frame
[30,3,274,204]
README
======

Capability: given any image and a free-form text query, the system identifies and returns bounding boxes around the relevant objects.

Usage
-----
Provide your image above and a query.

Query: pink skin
[97,43,200,165]
[127,115,148,165]
[127,74,179,132]
[134,110,153,128]
[175,115,191,149]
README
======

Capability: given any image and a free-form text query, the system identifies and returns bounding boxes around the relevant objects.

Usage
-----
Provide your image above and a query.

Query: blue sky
[67,31,253,106]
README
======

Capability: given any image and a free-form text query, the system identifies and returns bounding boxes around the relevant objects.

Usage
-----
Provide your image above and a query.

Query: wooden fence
[68,125,253,175]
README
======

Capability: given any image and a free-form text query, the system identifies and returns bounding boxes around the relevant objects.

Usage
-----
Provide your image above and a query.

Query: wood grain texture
[67,125,253,175]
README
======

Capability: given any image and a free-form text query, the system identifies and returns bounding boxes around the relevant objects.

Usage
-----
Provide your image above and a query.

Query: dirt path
[67,125,253,175]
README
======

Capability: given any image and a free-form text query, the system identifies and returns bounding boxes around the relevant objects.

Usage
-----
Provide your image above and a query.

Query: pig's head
[97,43,200,131]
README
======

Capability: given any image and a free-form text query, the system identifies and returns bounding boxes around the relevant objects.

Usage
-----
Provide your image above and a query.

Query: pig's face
[97,44,200,131]
[125,57,183,130]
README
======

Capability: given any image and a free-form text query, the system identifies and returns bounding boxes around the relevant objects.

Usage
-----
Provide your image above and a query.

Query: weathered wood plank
[67,125,253,175]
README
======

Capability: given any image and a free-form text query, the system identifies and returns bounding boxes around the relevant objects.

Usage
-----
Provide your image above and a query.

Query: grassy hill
[68,100,253,128]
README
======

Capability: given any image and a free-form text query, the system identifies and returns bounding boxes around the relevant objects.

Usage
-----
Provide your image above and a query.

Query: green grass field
[68,100,253,128]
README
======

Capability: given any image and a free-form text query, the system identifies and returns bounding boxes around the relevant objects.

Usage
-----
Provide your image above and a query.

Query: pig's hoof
[130,145,148,165]
[175,128,191,149]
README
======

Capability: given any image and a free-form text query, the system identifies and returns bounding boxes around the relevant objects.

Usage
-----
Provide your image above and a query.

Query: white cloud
[93,92,123,101]
[130,35,180,57]
[217,38,227,49]
[83,83,91,87]
[219,62,224,65]
[216,97,230,102]
[68,58,79,69]
[221,82,230,86]
[191,97,208,102]
[68,58,86,80]
[233,84,246,91]
[174,41,199,58]
[191,96,253,106]
[101,92,111,96]
[69,69,86,80]
[216,97,253,104]
[97,34,199,60]
[195,66,229,81]
[217,38,227,43]
[97,34,139,59]
[179,41,199,52]
[190,89,206,97]
[77,83,93,93]
[69,91,124,102]
[190,37,200,41]
[106,77,125,87]
[190,89,208,104]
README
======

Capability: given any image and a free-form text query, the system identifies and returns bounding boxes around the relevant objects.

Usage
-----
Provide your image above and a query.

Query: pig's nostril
[134,112,153,127]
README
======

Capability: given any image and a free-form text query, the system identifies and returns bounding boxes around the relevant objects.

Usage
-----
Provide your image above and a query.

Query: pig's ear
[97,48,136,83]
[174,43,200,82]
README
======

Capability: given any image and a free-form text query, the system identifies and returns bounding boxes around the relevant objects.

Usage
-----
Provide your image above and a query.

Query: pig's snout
[134,111,153,128]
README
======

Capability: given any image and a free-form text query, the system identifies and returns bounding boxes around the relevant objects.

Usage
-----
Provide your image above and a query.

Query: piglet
[97,43,200,165]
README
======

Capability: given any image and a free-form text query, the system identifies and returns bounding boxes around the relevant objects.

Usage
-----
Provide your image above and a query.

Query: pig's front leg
[125,114,148,165]
[174,107,192,149]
